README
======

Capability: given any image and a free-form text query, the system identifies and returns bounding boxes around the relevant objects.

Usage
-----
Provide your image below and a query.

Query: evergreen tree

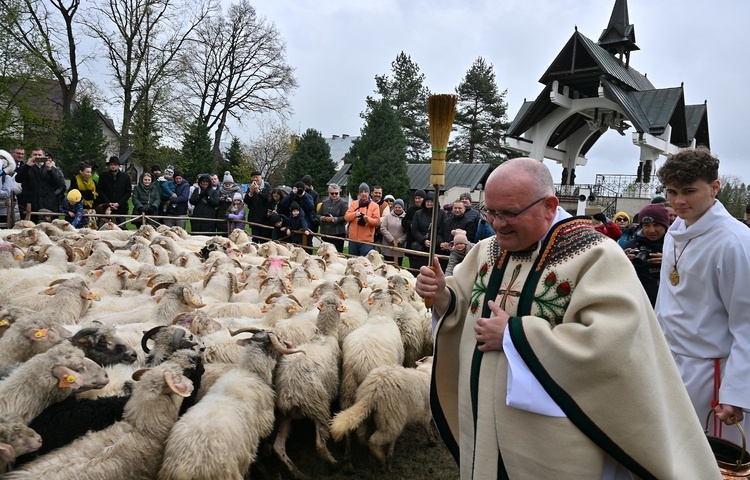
[130,92,161,171]
[717,174,750,219]
[57,96,109,178]
[348,98,409,201]
[224,135,252,183]
[450,57,513,165]
[284,128,335,190]
[372,51,430,163]
[179,120,213,181]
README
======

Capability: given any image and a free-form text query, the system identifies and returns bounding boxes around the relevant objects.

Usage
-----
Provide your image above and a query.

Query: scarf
[75,174,98,208]
[219,183,241,198]
[358,199,370,208]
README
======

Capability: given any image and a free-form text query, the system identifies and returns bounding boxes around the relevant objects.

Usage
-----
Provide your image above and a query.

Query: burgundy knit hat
[638,204,669,229]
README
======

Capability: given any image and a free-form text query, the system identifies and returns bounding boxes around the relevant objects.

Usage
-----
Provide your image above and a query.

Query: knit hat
[0,150,14,175]
[67,189,82,203]
[294,181,306,192]
[383,194,395,202]
[443,203,452,212]
[452,232,469,246]
[150,164,162,172]
[394,199,405,208]
[358,182,369,193]
[269,213,282,225]
[173,170,183,178]
[425,191,435,201]
[459,192,472,201]
[414,189,426,200]
[290,201,301,212]
[638,204,669,230]
[233,192,243,202]
[165,167,174,176]
[302,175,312,186]
[614,211,631,223]
[222,171,234,184]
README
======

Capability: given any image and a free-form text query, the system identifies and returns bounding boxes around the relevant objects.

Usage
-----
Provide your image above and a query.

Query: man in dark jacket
[403,189,426,271]
[189,174,219,234]
[410,191,445,271]
[164,170,190,229]
[98,156,132,225]
[243,170,273,242]
[279,181,315,250]
[14,148,66,222]
[438,200,477,269]
[625,204,668,307]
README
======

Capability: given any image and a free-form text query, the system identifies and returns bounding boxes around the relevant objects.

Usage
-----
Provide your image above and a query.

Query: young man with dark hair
[654,146,749,444]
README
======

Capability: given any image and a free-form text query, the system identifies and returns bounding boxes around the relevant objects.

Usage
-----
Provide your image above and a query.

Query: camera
[630,247,652,266]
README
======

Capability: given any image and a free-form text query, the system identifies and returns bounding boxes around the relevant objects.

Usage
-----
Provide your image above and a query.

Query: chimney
[332,134,339,139]
[342,134,349,139]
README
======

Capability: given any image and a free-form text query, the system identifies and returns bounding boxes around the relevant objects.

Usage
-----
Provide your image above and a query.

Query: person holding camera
[188,174,219,234]
[131,172,161,228]
[624,204,667,307]
[243,170,273,242]
[344,182,381,256]
[14,148,66,222]
[279,181,316,248]
[215,171,242,236]
[316,183,348,253]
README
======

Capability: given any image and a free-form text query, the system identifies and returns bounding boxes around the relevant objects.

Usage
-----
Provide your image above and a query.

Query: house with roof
[502,0,709,215]
[325,134,358,170]
[328,162,492,207]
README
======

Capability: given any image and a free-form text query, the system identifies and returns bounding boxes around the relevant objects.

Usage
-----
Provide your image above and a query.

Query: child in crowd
[226,192,245,232]
[284,202,311,246]
[268,212,287,240]
[60,189,86,228]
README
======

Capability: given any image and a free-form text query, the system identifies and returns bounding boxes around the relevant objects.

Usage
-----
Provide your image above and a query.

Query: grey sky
[239,0,748,185]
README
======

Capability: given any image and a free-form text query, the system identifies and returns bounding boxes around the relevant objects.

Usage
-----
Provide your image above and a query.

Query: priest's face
[484,166,557,252]
[664,179,719,227]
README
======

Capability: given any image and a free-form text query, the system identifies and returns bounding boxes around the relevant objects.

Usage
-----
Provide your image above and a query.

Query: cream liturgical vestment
[431,217,721,479]
[655,200,750,444]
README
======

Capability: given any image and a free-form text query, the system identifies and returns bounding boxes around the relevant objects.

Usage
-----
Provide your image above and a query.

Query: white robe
[655,200,750,443]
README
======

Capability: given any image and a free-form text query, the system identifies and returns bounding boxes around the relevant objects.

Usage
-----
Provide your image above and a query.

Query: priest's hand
[475,300,508,352]
[416,258,448,316]
[715,403,745,425]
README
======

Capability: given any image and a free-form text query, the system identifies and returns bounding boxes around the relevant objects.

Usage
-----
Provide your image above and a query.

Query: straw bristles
[428,94,457,151]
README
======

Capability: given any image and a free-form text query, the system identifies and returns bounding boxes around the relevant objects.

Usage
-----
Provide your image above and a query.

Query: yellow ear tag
[34,328,49,339]
[0,319,8,326]
[59,374,76,388]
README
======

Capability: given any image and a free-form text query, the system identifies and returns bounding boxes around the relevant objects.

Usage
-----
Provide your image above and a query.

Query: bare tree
[248,116,292,185]
[180,0,297,169]
[84,0,216,156]
[0,0,85,120]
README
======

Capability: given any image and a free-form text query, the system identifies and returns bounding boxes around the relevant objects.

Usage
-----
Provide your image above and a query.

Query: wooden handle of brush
[423,266,435,308]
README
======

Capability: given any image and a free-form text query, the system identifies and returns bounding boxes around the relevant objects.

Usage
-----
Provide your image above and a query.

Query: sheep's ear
[236,337,254,347]
[40,286,57,296]
[132,368,150,381]
[0,443,14,463]
[26,328,49,341]
[51,366,84,389]
[163,370,192,397]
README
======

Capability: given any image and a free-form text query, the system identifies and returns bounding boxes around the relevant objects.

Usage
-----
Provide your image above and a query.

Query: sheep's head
[141,325,202,366]
[131,361,194,399]
[68,322,138,366]
[170,311,222,336]
[45,343,110,393]
[230,327,305,356]
[0,413,42,458]
[42,277,100,302]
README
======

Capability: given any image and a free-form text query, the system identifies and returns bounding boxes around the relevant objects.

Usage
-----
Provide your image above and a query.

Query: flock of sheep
[0,219,438,479]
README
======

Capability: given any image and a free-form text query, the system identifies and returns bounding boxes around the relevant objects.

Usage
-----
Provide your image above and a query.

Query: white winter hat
[223,171,234,184]
[0,150,14,175]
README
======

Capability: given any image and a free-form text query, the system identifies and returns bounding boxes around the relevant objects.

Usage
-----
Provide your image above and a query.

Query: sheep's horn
[229,327,264,337]
[48,278,68,287]
[67,327,100,345]
[150,282,173,296]
[264,292,282,304]
[202,269,215,289]
[141,326,166,354]
[269,332,305,355]
[288,294,303,308]
[314,257,327,272]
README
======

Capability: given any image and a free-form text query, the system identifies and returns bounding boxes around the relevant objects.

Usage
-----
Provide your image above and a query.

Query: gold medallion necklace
[670,239,693,286]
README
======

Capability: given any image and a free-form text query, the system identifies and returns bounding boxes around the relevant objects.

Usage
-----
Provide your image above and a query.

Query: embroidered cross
[497,264,522,310]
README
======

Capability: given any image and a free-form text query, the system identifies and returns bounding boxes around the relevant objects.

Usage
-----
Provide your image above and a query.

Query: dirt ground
[251,419,459,479]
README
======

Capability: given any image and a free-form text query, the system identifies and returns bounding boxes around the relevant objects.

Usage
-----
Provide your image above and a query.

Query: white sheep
[0,342,110,423]
[273,293,343,479]
[0,315,69,369]
[330,357,437,471]
[157,329,300,480]
[4,361,194,480]
[0,413,42,472]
